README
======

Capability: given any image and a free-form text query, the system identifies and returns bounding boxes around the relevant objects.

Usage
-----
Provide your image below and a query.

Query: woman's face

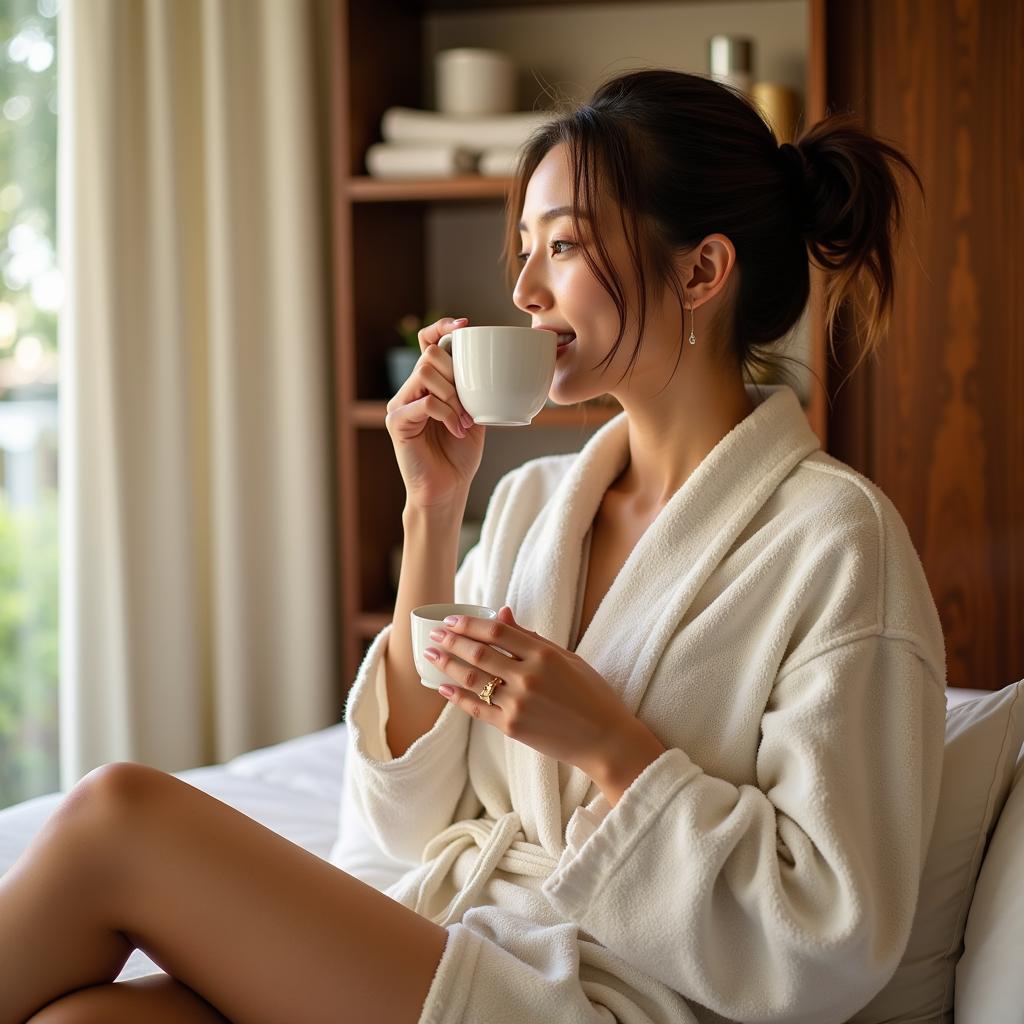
[513,142,664,405]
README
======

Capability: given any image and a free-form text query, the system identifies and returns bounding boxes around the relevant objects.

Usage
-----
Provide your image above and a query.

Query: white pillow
[847,679,1024,1024]
[954,745,1024,1020]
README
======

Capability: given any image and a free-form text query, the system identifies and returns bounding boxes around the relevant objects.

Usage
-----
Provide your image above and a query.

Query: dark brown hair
[502,68,924,397]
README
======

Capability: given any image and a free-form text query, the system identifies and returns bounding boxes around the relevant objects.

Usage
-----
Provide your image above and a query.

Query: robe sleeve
[339,471,517,867]
[541,633,947,1024]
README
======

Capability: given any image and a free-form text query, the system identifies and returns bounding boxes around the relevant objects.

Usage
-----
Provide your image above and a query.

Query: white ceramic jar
[435,48,517,116]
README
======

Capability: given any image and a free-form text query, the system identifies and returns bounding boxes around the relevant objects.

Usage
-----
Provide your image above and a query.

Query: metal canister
[708,35,753,96]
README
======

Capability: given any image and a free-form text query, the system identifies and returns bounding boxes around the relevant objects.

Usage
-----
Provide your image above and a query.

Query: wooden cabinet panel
[826,0,1023,690]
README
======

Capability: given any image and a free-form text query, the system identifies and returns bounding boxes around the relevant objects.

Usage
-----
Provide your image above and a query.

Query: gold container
[750,82,801,144]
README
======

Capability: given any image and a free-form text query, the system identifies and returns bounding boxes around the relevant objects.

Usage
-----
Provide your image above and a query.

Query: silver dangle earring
[688,298,697,345]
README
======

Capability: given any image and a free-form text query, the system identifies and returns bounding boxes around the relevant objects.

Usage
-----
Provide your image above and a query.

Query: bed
[0,687,984,982]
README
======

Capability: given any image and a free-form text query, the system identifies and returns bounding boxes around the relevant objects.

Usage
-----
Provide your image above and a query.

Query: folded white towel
[477,146,523,177]
[364,141,478,179]
[380,105,557,149]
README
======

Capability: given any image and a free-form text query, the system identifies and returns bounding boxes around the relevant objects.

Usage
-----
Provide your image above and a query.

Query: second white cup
[411,603,499,690]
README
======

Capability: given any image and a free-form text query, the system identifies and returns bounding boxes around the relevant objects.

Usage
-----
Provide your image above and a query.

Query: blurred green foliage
[1,2,59,366]
[0,2,61,809]
[395,309,445,349]
[0,489,58,808]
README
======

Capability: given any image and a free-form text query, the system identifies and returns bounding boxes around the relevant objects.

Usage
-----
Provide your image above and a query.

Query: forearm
[591,719,668,809]
[384,499,468,759]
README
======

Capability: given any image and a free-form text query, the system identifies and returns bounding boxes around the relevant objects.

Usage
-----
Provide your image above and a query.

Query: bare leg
[0,762,450,1024]
[28,974,230,1022]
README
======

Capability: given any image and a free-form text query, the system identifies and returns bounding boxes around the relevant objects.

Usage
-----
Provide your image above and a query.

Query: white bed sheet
[0,687,986,983]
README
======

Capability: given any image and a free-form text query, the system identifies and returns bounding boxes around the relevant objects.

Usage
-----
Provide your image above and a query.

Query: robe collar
[503,383,822,846]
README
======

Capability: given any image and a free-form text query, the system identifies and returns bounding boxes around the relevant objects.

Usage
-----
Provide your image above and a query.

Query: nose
[512,256,552,315]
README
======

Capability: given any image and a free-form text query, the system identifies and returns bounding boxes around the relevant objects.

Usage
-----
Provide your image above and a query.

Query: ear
[678,233,736,311]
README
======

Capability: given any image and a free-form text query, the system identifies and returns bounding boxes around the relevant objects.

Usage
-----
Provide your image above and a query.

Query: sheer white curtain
[57,0,338,786]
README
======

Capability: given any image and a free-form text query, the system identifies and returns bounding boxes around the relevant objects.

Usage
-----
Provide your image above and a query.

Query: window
[0,0,60,809]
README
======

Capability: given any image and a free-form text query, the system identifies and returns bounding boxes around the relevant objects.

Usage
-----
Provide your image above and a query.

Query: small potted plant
[386,308,444,395]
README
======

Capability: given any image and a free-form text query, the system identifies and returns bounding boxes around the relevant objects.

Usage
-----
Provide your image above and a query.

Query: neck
[609,372,757,512]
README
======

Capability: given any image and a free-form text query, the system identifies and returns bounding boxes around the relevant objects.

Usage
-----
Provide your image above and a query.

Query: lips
[534,324,575,344]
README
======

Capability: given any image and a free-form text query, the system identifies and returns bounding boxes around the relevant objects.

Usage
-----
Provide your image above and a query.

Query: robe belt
[414,810,557,927]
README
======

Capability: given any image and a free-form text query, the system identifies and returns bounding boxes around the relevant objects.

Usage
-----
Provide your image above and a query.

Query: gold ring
[478,676,503,705]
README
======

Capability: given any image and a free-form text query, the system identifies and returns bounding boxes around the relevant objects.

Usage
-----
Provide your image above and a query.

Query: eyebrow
[518,206,588,232]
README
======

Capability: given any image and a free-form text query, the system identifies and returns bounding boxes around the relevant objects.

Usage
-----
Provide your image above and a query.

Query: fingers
[398,359,471,425]
[428,610,525,717]
[420,361,471,425]
[444,610,522,646]
[448,609,546,658]
[385,348,475,439]
[427,616,525,667]
[437,676,506,718]
[419,315,469,354]
[387,393,470,440]
[423,637,514,701]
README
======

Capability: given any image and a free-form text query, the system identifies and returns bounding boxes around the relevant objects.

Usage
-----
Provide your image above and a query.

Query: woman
[1,69,947,1024]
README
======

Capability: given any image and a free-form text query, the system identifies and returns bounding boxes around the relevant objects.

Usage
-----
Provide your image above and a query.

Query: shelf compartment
[347,175,513,202]
[349,400,623,429]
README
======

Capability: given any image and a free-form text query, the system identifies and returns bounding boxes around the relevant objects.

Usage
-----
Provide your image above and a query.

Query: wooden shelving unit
[329,0,827,684]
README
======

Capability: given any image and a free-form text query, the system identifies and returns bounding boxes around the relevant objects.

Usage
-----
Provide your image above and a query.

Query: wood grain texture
[827,0,1023,690]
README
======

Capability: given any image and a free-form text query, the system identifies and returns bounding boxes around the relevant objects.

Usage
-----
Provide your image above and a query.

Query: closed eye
[515,240,575,263]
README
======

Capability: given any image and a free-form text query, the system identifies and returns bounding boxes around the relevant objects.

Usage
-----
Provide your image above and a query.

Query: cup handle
[438,333,453,353]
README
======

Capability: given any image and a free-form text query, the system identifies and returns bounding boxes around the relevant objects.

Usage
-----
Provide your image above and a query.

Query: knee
[80,761,166,799]
[63,761,170,821]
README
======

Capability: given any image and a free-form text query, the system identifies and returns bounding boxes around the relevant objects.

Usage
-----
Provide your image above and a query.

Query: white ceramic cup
[411,603,499,690]
[438,325,557,426]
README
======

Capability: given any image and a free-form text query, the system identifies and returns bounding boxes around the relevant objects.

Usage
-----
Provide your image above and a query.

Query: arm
[385,499,468,759]
[542,635,947,1024]
[340,471,517,865]
[339,547,479,865]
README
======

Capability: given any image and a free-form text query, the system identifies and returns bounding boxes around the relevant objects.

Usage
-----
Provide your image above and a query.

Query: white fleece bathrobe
[336,383,948,1024]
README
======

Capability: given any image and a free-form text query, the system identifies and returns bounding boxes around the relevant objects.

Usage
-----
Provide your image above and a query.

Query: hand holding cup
[385,315,486,511]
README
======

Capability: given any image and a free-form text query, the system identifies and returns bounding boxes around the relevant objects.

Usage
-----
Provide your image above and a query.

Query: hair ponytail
[789,113,924,384]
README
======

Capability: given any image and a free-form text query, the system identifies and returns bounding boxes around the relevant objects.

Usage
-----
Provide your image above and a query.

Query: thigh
[80,762,449,1024]
[28,974,230,1023]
